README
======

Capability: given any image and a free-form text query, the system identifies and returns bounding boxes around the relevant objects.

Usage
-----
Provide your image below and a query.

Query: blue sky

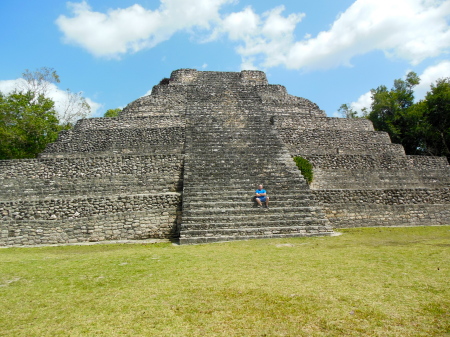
[1,0,450,119]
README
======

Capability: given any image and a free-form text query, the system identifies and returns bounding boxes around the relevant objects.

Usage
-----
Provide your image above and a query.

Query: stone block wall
[169,68,199,84]
[310,169,425,189]
[120,90,187,117]
[0,154,183,198]
[0,193,180,222]
[239,70,269,85]
[42,127,185,154]
[75,116,185,130]
[408,155,450,170]
[303,154,412,170]
[282,129,392,145]
[0,151,184,246]
[276,116,374,131]
[281,129,404,155]
[259,86,325,117]
[300,154,450,189]
[312,189,450,228]
[1,208,179,246]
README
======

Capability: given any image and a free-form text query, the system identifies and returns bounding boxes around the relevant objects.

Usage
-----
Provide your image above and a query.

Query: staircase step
[183,190,310,197]
[179,227,333,244]
[182,199,314,209]
[181,218,329,230]
[182,214,324,225]
[182,206,321,217]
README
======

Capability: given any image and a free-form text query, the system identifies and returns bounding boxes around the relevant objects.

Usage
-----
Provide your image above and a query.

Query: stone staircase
[179,85,333,243]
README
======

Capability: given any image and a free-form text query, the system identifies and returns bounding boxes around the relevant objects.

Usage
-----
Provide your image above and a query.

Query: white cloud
[414,60,450,99]
[0,79,101,122]
[350,91,373,115]
[56,0,234,58]
[83,98,102,117]
[240,58,258,71]
[216,6,305,69]
[57,0,450,71]
[217,6,260,41]
[0,79,27,94]
[215,0,450,70]
[289,0,450,70]
[331,91,372,117]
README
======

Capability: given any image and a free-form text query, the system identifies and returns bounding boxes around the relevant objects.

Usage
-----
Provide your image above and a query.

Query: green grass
[1,226,449,336]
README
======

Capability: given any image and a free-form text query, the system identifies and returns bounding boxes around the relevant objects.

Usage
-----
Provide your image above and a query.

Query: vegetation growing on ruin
[103,108,122,118]
[1,226,448,336]
[293,156,313,184]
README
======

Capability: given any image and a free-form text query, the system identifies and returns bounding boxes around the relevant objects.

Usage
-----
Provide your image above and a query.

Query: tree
[352,72,449,159]
[367,71,423,154]
[104,108,122,118]
[338,103,358,118]
[423,78,450,158]
[58,89,91,126]
[19,67,60,97]
[0,67,93,159]
[0,91,61,159]
[19,67,91,126]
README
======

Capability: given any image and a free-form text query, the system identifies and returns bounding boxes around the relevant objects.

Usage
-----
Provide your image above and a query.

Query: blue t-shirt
[256,189,266,198]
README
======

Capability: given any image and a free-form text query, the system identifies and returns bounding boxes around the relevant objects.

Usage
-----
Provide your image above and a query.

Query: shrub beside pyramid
[1,69,449,246]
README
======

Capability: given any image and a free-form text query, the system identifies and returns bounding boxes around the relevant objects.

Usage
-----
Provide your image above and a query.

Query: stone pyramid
[1,69,449,246]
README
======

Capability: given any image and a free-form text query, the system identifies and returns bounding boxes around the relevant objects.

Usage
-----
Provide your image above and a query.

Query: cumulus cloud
[213,6,305,69]
[0,79,24,94]
[414,60,450,99]
[56,0,234,58]
[349,91,373,115]
[57,0,450,70]
[0,79,101,122]
[211,0,450,70]
[215,6,260,41]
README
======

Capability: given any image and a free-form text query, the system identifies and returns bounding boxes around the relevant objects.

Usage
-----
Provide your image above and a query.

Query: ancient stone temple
[1,69,449,246]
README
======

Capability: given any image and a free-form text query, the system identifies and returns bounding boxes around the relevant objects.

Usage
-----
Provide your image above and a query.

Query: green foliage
[293,156,313,184]
[362,72,449,159]
[423,78,450,158]
[0,67,92,159]
[0,91,61,159]
[368,71,420,148]
[103,108,121,118]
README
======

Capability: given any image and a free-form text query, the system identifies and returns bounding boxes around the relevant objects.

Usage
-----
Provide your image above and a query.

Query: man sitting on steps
[255,184,270,209]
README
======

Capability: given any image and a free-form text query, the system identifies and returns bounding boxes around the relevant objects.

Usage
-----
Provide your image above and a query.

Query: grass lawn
[0,226,449,336]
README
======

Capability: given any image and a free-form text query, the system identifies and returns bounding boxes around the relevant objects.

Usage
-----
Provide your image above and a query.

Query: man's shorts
[257,196,267,202]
